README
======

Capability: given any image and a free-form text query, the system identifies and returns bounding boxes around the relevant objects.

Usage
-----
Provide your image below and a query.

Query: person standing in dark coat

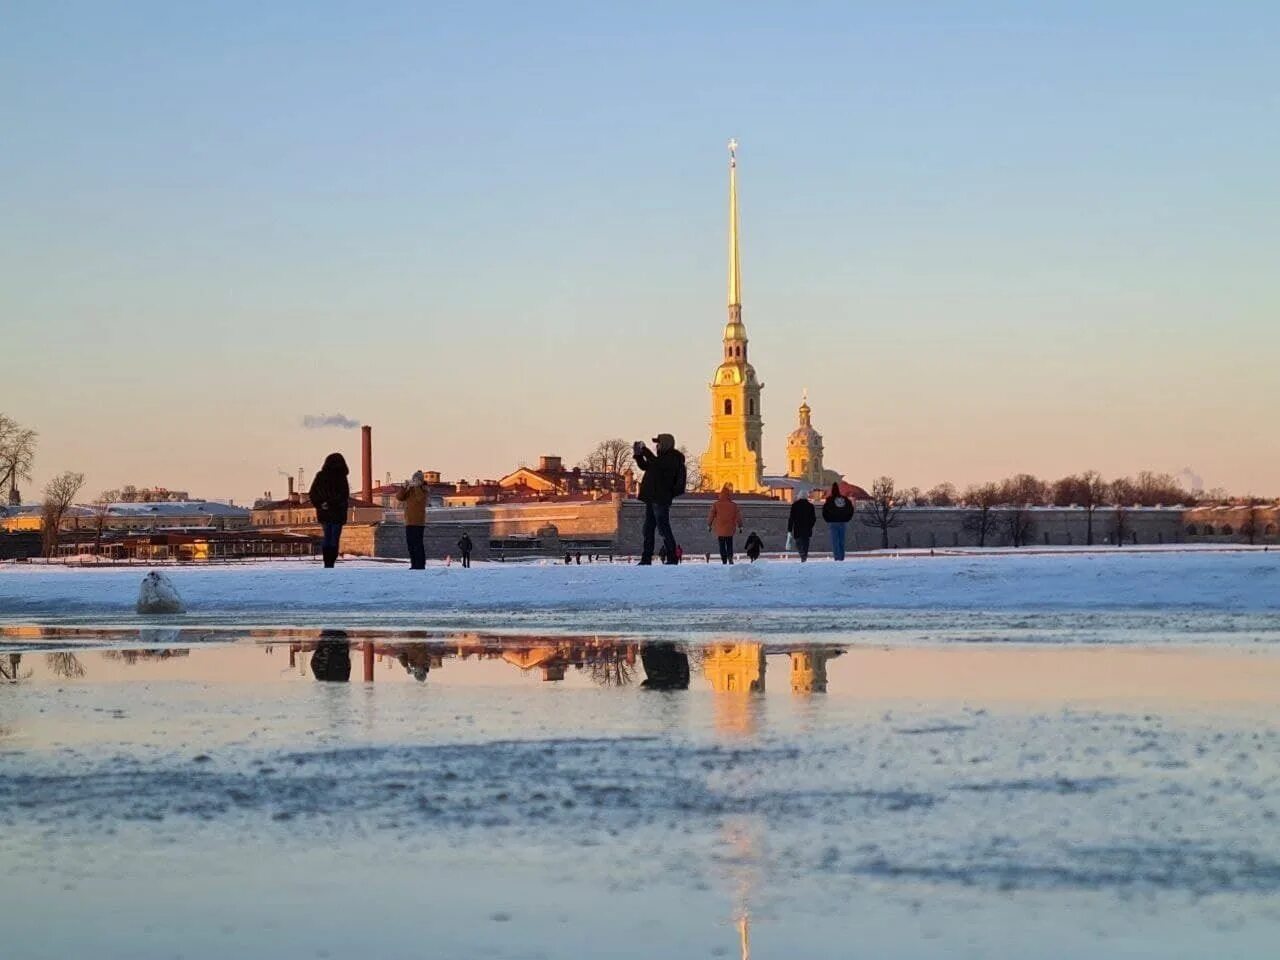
[787,494,817,562]
[744,531,764,562]
[633,433,686,565]
[821,482,855,561]
[639,642,690,690]
[308,453,350,568]
[457,532,473,569]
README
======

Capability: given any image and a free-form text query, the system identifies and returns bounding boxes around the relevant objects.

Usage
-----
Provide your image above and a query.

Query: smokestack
[287,476,295,498]
[361,425,373,502]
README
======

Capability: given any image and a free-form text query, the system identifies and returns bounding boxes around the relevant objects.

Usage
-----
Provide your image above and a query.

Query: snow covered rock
[136,571,185,615]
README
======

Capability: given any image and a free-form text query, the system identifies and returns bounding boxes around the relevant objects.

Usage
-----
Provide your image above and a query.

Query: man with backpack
[633,433,686,565]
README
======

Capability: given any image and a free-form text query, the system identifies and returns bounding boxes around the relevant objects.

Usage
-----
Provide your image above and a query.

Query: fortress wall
[616,501,1188,558]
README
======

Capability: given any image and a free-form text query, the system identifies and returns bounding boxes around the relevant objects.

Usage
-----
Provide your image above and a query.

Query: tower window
[747,398,755,415]
[723,441,732,459]
[724,399,733,416]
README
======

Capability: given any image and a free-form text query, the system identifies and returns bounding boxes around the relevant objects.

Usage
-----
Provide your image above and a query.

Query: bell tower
[702,139,764,493]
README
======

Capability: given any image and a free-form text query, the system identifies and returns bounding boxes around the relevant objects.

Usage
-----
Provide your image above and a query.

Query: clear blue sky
[2,1,1277,502]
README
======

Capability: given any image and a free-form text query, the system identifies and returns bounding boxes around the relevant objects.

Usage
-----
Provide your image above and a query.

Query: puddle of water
[2,633,1279,958]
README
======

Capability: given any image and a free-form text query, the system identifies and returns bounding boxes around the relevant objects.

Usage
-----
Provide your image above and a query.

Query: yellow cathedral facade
[701,140,838,496]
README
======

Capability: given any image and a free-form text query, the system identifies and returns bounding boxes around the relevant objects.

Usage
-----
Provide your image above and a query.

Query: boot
[322,547,337,568]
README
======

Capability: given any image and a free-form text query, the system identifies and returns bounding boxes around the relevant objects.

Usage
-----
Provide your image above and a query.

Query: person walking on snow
[707,485,743,564]
[457,532,473,568]
[744,531,764,562]
[633,433,686,565]
[787,493,816,562]
[396,471,429,569]
[309,452,350,568]
[821,482,855,561]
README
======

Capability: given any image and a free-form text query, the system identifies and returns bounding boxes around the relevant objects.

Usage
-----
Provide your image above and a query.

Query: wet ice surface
[2,638,1279,958]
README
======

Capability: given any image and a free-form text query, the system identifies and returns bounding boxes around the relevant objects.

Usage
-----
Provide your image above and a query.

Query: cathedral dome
[787,423,822,448]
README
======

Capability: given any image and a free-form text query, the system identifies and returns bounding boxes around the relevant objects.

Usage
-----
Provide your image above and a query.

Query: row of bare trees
[2,412,90,557]
[578,438,703,491]
[856,471,1263,548]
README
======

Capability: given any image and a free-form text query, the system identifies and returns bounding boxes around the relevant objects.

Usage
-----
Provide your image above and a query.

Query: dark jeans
[321,523,343,552]
[828,522,847,561]
[405,525,425,569]
[717,536,734,564]
[795,534,811,562]
[641,501,677,563]
[460,551,471,569]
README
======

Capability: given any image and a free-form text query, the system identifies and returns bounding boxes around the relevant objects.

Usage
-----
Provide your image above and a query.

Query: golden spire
[728,138,741,308]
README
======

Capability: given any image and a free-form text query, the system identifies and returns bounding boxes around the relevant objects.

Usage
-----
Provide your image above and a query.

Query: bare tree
[924,482,958,507]
[677,446,703,493]
[578,438,631,475]
[1052,470,1107,545]
[119,484,140,503]
[91,489,120,553]
[1240,496,1263,545]
[1111,504,1132,546]
[860,476,903,549]
[41,471,85,558]
[1003,508,1036,547]
[962,483,1002,547]
[0,414,38,504]
[998,473,1049,506]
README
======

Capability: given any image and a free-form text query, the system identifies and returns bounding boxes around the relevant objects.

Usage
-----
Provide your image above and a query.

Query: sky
[2,1,1277,504]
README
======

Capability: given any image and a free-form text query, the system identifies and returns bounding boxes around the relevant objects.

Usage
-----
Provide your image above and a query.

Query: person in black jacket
[639,642,690,690]
[633,433,686,565]
[744,531,764,562]
[308,452,350,568]
[787,494,817,562]
[821,482,855,561]
[457,532,473,568]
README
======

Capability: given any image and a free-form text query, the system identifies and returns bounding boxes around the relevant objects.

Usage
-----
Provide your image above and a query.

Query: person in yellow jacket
[707,486,744,565]
[396,471,429,569]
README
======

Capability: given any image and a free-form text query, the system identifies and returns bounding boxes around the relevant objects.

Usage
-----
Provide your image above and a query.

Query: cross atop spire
[727,138,741,308]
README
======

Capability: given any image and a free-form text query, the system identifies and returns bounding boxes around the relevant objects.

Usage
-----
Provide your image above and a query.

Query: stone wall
[615,500,1188,557]
[1183,505,1280,544]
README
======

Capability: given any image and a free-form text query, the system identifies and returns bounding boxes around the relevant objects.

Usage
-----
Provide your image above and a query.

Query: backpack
[672,458,687,499]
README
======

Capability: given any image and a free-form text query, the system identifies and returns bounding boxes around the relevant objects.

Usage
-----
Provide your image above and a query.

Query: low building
[498,455,631,500]
[1,500,251,533]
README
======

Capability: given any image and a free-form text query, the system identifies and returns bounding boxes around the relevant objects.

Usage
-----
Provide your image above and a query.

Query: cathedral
[700,141,840,496]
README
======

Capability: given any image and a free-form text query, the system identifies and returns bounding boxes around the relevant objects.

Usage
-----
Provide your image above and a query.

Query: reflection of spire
[738,913,751,960]
[728,138,741,308]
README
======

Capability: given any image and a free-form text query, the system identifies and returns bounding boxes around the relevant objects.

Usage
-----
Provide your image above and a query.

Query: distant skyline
[2,2,1277,503]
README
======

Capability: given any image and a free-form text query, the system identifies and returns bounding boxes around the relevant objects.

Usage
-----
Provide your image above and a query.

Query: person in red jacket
[707,486,744,564]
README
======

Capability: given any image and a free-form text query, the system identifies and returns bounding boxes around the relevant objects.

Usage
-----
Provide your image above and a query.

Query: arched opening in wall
[724,399,733,416]
[790,459,796,474]
[1222,525,1234,536]
[747,398,755,416]
[801,460,808,475]
[1186,524,1198,536]
[736,346,742,358]
[722,441,732,459]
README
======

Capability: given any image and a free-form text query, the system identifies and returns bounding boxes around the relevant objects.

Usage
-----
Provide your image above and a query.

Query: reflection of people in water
[396,646,432,682]
[639,642,690,690]
[310,630,351,682]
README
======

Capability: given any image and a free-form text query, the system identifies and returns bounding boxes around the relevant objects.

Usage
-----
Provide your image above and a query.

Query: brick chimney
[361,425,373,503]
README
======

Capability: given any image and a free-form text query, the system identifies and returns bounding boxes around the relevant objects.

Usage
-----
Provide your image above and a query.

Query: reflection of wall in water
[789,648,839,694]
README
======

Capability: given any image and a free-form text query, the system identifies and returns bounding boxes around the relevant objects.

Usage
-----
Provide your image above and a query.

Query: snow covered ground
[1,550,1278,630]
